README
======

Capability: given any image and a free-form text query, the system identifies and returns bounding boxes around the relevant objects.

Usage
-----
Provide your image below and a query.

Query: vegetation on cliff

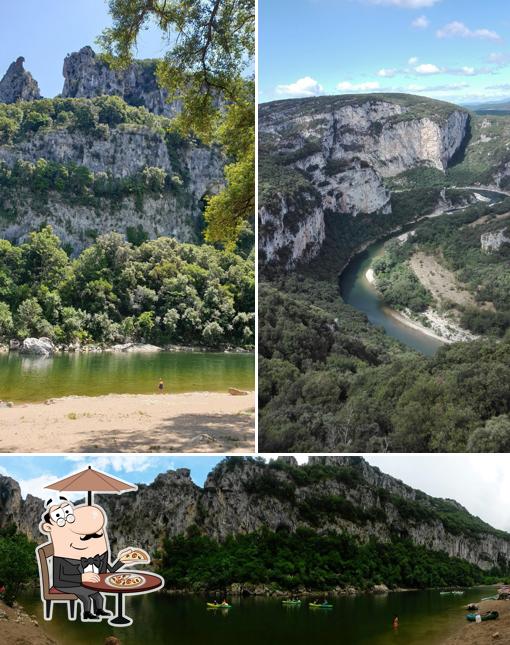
[0,227,254,347]
[0,524,37,605]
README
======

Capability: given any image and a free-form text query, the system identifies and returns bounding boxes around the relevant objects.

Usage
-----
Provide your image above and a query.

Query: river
[19,586,495,644]
[0,351,254,402]
[339,188,505,356]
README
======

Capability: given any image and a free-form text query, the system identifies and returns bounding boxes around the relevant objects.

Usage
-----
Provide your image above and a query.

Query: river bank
[443,598,510,644]
[365,267,474,344]
[0,391,255,453]
[0,599,57,645]
[0,340,253,355]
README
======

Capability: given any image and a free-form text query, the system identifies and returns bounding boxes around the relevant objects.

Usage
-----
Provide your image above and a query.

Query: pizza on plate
[106,573,145,589]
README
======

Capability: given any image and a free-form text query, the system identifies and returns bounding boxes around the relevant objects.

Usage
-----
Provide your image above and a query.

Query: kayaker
[392,615,399,629]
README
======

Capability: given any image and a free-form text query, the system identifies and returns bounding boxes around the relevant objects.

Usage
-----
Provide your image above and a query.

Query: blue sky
[0,1,167,98]
[259,0,510,104]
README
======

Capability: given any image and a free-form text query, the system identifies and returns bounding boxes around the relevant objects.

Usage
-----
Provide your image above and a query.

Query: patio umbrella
[45,465,137,505]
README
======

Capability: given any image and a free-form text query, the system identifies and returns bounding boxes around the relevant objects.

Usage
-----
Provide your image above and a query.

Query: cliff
[259,93,469,267]
[3,457,509,572]
[0,57,41,103]
[62,46,179,117]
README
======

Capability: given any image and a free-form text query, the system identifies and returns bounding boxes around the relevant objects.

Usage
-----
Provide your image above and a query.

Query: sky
[3,454,510,534]
[0,1,168,98]
[259,0,510,105]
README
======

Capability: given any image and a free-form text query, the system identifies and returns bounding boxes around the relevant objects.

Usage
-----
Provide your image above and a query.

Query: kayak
[481,595,499,601]
[466,611,499,622]
[440,591,464,596]
[309,602,333,609]
[282,600,301,605]
[207,603,232,609]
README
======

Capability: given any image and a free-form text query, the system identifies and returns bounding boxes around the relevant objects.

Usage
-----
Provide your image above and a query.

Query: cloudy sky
[0,1,166,98]
[3,454,510,534]
[259,0,510,104]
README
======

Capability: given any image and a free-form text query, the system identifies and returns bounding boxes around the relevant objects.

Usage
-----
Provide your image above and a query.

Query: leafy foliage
[99,0,255,250]
[159,528,502,591]
[0,525,38,606]
[0,227,254,347]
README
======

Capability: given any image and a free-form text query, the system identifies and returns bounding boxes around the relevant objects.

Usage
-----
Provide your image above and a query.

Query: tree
[0,527,38,605]
[0,302,13,339]
[99,0,254,250]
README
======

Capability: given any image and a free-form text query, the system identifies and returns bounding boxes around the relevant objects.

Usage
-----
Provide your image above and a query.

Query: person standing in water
[392,615,399,629]
[158,378,164,393]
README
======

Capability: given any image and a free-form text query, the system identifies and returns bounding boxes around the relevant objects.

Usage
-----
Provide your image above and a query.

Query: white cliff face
[259,96,469,268]
[62,46,180,117]
[481,227,510,252]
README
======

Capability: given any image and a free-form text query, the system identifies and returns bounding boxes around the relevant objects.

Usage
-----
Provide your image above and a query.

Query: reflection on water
[19,587,495,645]
[0,351,254,402]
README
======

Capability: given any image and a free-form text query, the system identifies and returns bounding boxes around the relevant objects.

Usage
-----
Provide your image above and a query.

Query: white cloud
[412,15,429,28]
[366,0,440,7]
[336,80,381,91]
[487,52,510,65]
[437,21,501,41]
[275,76,324,98]
[62,455,158,474]
[408,56,419,65]
[414,63,441,74]
[377,68,397,77]
[18,474,82,504]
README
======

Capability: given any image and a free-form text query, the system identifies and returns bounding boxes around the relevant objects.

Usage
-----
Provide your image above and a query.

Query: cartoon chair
[36,542,78,621]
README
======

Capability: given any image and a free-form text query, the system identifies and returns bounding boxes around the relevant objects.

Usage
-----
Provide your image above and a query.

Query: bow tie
[81,555,102,569]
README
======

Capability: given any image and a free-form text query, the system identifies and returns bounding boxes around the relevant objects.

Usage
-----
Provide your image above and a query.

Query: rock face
[259,94,469,267]
[4,457,510,573]
[19,337,56,356]
[481,227,510,252]
[0,124,224,251]
[0,57,41,103]
[62,46,179,117]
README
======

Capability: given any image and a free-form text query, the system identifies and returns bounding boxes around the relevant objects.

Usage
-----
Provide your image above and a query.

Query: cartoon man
[39,497,137,621]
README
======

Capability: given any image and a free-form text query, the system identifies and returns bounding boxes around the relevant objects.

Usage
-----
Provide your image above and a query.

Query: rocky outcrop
[0,57,41,104]
[0,124,224,250]
[481,227,510,252]
[19,338,55,356]
[259,94,469,268]
[4,457,510,573]
[62,46,179,117]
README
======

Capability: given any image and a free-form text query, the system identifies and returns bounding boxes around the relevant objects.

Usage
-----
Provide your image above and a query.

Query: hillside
[259,93,510,452]
[2,457,510,591]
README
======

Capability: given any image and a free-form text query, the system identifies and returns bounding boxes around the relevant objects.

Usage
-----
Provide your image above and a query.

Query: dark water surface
[19,587,494,645]
[0,351,254,402]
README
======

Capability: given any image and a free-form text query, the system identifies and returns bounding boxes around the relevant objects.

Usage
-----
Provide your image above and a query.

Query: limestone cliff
[0,57,41,103]
[62,46,179,117]
[2,457,509,572]
[259,93,469,267]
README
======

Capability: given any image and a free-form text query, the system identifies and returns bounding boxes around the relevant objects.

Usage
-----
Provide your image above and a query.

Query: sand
[0,392,255,453]
[443,598,510,644]
[0,599,57,645]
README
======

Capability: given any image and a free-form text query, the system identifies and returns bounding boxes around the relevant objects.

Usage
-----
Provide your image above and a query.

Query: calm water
[19,587,495,645]
[339,239,443,356]
[0,351,254,402]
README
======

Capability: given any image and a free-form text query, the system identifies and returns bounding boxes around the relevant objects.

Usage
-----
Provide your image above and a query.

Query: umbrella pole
[88,491,92,505]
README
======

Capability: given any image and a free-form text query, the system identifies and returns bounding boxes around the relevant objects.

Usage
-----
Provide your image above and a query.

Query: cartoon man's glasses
[50,505,75,526]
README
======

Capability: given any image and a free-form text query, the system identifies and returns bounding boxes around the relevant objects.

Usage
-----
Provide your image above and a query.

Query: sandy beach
[0,392,255,453]
[443,598,510,644]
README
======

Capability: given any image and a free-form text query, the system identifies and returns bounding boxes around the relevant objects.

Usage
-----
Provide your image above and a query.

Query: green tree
[0,302,13,339]
[0,526,38,606]
[99,0,255,249]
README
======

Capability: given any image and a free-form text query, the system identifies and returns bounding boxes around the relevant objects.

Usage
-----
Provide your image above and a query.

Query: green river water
[0,351,254,402]
[19,586,495,645]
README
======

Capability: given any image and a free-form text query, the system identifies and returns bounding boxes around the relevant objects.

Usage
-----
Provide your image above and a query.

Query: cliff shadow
[448,113,473,168]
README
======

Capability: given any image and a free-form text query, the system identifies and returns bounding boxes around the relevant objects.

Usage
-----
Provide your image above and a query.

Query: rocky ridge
[259,94,469,267]
[0,57,41,104]
[2,456,509,572]
[62,46,179,117]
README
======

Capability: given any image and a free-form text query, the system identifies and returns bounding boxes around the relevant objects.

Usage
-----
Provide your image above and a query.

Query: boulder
[19,337,55,356]
[111,343,162,353]
[0,56,41,103]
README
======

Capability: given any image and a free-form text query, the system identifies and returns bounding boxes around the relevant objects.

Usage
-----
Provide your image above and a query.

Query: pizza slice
[117,547,150,564]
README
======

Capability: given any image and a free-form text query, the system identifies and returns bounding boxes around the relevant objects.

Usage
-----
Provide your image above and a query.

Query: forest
[160,527,503,592]
[0,227,254,348]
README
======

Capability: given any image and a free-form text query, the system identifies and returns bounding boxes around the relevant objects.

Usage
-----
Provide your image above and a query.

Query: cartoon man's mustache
[79,532,104,541]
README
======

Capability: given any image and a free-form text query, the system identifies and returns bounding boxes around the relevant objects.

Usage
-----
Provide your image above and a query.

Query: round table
[82,571,164,626]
